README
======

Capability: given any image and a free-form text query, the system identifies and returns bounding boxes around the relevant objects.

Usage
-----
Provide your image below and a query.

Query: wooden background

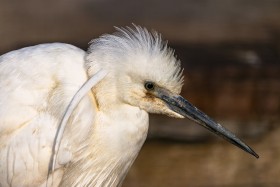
[0,1,280,186]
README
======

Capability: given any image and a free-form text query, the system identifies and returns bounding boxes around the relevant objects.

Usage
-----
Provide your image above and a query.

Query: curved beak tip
[247,147,259,159]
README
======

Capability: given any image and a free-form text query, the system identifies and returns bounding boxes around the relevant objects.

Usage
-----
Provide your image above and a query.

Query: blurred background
[1,0,280,186]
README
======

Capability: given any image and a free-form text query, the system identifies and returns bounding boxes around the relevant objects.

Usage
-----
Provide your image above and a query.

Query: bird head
[86,25,258,158]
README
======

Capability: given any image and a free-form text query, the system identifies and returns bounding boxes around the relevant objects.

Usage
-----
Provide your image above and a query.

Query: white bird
[0,25,258,187]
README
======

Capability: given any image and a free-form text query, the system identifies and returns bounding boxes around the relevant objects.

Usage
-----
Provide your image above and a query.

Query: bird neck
[91,74,131,114]
[61,102,149,186]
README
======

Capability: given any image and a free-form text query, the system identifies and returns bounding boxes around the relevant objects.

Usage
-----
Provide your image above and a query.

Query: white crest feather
[47,69,107,186]
[86,24,184,94]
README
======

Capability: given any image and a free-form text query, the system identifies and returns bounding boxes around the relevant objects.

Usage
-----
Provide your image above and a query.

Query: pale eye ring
[144,81,155,91]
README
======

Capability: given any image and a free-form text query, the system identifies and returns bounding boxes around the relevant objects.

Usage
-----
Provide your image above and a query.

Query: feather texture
[87,24,184,94]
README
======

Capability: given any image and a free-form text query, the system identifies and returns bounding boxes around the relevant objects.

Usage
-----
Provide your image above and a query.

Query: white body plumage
[0,42,151,186]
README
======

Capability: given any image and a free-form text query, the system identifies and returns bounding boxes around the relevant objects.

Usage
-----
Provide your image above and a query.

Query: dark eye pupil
[145,82,155,90]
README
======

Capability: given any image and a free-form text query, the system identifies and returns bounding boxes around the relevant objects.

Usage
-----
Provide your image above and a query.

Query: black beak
[160,93,259,158]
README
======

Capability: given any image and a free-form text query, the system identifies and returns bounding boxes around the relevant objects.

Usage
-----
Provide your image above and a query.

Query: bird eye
[144,81,155,91]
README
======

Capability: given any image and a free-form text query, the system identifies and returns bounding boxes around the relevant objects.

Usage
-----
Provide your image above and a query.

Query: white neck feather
[60,103,149,186]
